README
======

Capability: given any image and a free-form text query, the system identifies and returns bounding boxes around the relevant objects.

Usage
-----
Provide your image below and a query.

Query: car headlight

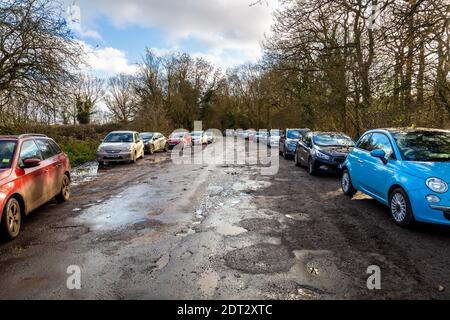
[316,150,331,161]
[426,178,448,194]
[97,146,104,152]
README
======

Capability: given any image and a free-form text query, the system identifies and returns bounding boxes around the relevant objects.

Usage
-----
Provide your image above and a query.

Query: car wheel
[132,152,137,163]
[283,146,289,159]
[341,169,357,197]
[149,145,154,155]
[308,157,317,176]
[389,188,415,227]
[1,197,21,240]
[98,161,104,167]
[56,174,71,203]
[164,143,168,152]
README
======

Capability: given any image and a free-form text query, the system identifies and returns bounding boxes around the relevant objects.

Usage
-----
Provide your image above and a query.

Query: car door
[17,140,46,211]
[279,130,286,152]
[362,133,397,202]
[298,133,312,165]
[35,139,60,198]
[347,133,373,189]
[135,133,144,156]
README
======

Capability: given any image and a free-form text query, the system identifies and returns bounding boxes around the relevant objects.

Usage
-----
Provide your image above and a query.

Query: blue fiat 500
[341,128,450,227]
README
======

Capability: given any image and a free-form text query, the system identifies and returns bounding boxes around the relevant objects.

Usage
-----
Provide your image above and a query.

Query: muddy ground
[0,138,449,299]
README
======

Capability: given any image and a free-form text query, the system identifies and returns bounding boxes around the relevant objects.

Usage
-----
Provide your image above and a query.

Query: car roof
[382,127,450,134]
[0,134,48,140]
[311,131,349,136]
[286,128,310,131]
[108,131,136,134]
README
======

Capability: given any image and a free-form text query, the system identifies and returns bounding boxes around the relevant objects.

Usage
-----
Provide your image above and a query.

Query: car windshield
[0,141,16,169]
[393,131,450,162]
[287,130,304,139]
[313,134,355,147]
[104,133,133,143]
[270,130,280,137]
[139,133,153,140]
[170,133,185,138]
[206,132,213,136]
[191,132,203,137]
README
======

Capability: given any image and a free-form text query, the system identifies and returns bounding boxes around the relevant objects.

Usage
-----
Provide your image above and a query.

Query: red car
[0,134,71,240]
[167,132,192,150]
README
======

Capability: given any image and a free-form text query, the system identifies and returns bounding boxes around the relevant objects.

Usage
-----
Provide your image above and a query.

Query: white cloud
[67,4,102,40]
[75,0,280,68]
[80,42,139,78]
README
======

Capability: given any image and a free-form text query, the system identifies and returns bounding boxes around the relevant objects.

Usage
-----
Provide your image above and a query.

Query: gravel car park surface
[0,139,449,299]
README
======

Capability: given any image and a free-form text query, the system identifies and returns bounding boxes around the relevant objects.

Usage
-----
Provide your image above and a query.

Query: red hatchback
[0,134,71,240]
[167,131,192,150]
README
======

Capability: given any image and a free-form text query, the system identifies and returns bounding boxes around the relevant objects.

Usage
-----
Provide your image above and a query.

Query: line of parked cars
[2,126,449,240]
[0,129,220,240]
[242,126,450,228]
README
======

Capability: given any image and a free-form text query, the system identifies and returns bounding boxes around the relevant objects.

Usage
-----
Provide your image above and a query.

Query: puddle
[71,161,99,186]
[75,184,170,231]
[216,224,247,236]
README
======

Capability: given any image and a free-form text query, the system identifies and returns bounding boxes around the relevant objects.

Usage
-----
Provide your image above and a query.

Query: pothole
[238,218,281,234]
[224,243,294,274]
[216,224,248,236]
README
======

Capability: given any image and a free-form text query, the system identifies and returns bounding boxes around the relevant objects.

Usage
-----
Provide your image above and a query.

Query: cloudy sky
[65,0,280,78]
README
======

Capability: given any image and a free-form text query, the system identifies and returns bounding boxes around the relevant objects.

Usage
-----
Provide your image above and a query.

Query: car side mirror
[21,158,41,168]
[370,149,388,164]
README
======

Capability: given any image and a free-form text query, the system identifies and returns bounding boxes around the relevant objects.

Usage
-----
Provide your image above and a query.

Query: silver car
[97,131,144,165]
[140,132,168,154]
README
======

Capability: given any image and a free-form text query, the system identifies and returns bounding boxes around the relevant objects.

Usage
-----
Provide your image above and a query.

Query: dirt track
[0,138,449,299]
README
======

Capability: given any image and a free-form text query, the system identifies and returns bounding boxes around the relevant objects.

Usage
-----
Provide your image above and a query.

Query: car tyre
[389,188,415,228]
[341,169,357,197]
[308,157,317,176]
[149,145,154,155]
[295,151,302,167]
[56,174,71,203]
[1,197,21,240]
[164,143,168,152]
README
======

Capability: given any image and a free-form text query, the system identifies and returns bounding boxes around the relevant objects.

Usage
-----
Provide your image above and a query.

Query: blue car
[341,128,450,227]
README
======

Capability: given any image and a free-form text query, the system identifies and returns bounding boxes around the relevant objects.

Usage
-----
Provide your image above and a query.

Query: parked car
[167,131,191,150]
[191,131,208,145]
[341,128,450,227]
[279,128,310,159]
[295,132,355,175]
[225,129,235,137]
[0,134,71,240]
[205,131,216,144]
[97,131,144,165]
[267,129,281,148]
[139,132,168,154]
[254,131,268,143]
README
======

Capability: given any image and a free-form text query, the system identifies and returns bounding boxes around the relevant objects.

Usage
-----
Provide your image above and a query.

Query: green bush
[57,137,99,167]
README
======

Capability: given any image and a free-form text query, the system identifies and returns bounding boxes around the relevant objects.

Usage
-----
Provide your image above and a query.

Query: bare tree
[0,0,82,127]
[104,74,137,124]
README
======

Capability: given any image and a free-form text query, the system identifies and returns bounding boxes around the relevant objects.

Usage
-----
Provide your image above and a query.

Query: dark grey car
[295,131,355,175]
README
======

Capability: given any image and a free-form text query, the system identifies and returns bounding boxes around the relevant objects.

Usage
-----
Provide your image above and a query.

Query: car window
[19,140,43,165]
[356,134,373,151]
[35,139,58,159]
[47,140,62,154]
[104,133,133,143]
[369,133,395,159]
[0,141,17,169]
